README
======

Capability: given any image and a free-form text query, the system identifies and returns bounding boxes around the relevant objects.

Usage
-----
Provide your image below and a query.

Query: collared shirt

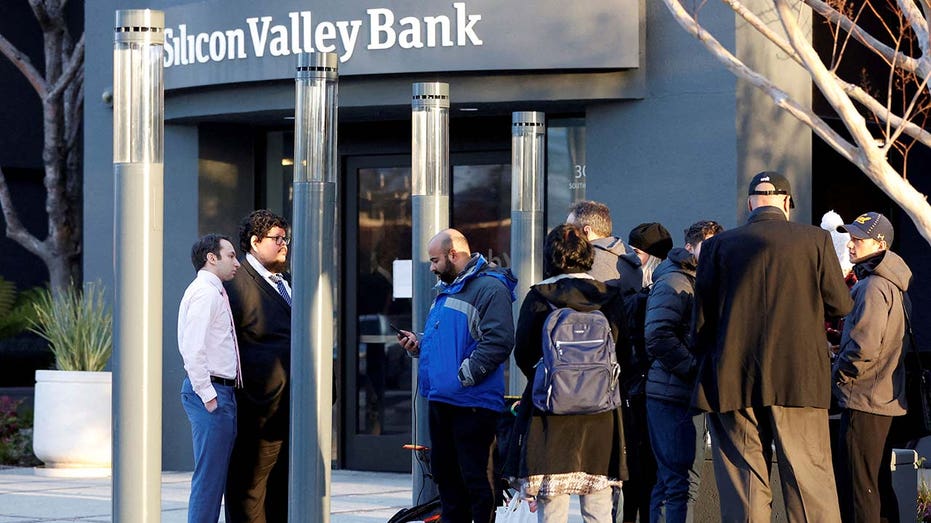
[177,270,238,404]
[246,252,292,297]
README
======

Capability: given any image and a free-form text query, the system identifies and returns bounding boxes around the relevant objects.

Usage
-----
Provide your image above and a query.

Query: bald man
[691,172,853,522]
[397,229,516,523]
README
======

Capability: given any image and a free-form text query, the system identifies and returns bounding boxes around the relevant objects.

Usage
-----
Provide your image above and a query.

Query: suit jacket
[692,206,853,413]
[224,259,291,437]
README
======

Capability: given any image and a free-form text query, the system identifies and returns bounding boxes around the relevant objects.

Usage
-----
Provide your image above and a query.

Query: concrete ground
[0,467,413,522]
[0,467,586,522]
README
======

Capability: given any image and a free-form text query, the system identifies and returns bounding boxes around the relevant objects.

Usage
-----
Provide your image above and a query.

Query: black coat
[510,275,629,480]
[692,207,853,413]
[644,248,698,405]
[224,259,292,439]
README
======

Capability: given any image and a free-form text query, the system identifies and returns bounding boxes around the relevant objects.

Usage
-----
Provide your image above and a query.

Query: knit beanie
[629,222,673,260]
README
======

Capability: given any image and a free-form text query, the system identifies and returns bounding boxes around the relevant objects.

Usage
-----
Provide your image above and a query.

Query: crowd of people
[174,170,914,523]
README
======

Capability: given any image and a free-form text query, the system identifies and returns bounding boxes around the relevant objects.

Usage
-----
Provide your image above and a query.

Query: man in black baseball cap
[692,169,852,521]
[748,170,795,209]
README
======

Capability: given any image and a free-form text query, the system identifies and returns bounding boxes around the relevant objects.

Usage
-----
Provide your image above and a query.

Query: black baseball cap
[748,171,795,209]
[838,212,894,246]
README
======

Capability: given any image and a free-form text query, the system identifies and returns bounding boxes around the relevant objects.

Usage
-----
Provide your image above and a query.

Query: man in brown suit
[692,171,853,522]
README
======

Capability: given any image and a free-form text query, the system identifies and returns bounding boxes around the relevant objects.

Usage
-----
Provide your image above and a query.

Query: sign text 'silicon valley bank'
[163,2,483,67]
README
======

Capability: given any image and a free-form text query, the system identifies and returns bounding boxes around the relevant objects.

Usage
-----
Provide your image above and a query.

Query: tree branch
[726,0,931,148]
[662,0,858,163]
[0,33,48,97]
[28,0,56,33]
[898,0,929,55]
[802,0,929,76]
[48,33,83,100]
[0,166,44,258]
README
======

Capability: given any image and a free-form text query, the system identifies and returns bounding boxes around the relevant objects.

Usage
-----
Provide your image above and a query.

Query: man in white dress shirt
[178,234,241,523]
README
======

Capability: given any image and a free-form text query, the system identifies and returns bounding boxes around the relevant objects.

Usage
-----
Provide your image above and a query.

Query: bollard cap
[297,52,338,81]
[412,82,449,110]
[512,112,546,135]
[115,10,165,45]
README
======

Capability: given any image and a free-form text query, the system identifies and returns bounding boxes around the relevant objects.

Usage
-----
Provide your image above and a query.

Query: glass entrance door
[343,152,510,472]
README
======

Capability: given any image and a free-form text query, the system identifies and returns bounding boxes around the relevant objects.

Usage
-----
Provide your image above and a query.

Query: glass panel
[546,118,587,230]
[356,167,413,436]
[453,164,511,266]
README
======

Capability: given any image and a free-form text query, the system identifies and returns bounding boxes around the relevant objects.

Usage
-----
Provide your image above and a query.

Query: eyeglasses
[264,235,290,246]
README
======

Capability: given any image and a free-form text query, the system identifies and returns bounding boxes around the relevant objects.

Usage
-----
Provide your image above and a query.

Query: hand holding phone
[391,324,420,356]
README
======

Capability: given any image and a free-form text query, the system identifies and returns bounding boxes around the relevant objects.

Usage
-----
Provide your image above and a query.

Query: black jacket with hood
[508,274,630,481]
[644,247,698,405]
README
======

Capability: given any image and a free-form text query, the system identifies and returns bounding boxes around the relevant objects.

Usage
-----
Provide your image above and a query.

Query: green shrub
[28,282,113,372]
[0,277,43,340]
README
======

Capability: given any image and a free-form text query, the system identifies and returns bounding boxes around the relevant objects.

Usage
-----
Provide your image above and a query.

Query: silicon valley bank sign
[161,0,639,90]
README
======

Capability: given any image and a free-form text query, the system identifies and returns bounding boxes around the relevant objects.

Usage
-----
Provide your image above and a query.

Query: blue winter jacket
[418,254,516,411]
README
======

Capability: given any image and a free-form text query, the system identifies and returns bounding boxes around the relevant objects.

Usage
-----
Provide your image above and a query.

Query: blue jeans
[182,377,237,523]
[645,398,704,523]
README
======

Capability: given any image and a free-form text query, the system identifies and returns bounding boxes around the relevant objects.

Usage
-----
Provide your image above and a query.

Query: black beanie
[629,222,673,260]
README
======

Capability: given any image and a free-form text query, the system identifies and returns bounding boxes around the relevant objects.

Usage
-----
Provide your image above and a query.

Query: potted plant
[29,282,112,477]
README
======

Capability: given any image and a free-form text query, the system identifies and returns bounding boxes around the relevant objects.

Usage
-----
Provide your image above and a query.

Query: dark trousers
[225,395,289,523]
[619,395,656,523]
[428,401,497,523]
[646,398,704,523]
[837,409,894,523]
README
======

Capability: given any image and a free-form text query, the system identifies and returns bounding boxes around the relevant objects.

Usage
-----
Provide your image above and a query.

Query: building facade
[84,0,837,472]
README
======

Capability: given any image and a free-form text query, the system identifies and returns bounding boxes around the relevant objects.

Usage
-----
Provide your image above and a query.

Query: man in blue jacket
[397,228,516,523]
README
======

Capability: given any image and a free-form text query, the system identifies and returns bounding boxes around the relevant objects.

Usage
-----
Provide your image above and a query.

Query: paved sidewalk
[0,467,413,522]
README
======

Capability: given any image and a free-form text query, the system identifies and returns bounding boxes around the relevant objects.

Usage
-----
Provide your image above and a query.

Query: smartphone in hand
[389,323,405,336]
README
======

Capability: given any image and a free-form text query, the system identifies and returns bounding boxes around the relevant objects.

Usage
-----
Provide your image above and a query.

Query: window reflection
[356,167,413,436]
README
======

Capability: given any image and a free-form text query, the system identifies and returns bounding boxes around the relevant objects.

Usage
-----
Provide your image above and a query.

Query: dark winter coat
[644,248,698,405]
[589,236,643,297]
[511,274,630,480]
[692,206,854,413]
[833,249,911,416]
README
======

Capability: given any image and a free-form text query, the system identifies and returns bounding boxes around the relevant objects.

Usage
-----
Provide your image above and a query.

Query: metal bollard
[891,448,918,520]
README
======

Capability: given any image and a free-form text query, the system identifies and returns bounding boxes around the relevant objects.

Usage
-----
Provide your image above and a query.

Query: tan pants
[708,406,841,523]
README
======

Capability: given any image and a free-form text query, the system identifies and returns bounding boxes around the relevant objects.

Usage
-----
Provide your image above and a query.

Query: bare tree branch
[898,0,929,54]
[802,0,929,76]
[28,0,55,33]
[774,0,931,242]
[662,0,858,162]
[0,166,44,258]
[0,4,84,291]
[0,33,48,96]
[48,34,83,100]
[726,0,931,147]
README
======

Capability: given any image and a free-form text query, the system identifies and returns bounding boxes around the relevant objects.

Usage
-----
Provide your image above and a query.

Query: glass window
[452,163,511,266]
[546,118,586,230]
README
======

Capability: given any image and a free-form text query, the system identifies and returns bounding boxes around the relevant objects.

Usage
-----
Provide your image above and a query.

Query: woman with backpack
[510,223,631,523]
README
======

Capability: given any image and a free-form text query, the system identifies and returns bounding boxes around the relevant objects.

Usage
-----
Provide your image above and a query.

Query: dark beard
[265,260,289,274]
[437,269,456,284]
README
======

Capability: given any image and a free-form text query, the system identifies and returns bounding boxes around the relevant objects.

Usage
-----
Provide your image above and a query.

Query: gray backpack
[532,303,622,415]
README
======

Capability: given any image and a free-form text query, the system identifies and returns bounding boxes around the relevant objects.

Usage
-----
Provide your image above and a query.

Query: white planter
[33,370,112,477]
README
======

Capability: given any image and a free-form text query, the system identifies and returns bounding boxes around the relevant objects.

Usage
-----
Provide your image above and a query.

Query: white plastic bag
[494,492,536,523]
